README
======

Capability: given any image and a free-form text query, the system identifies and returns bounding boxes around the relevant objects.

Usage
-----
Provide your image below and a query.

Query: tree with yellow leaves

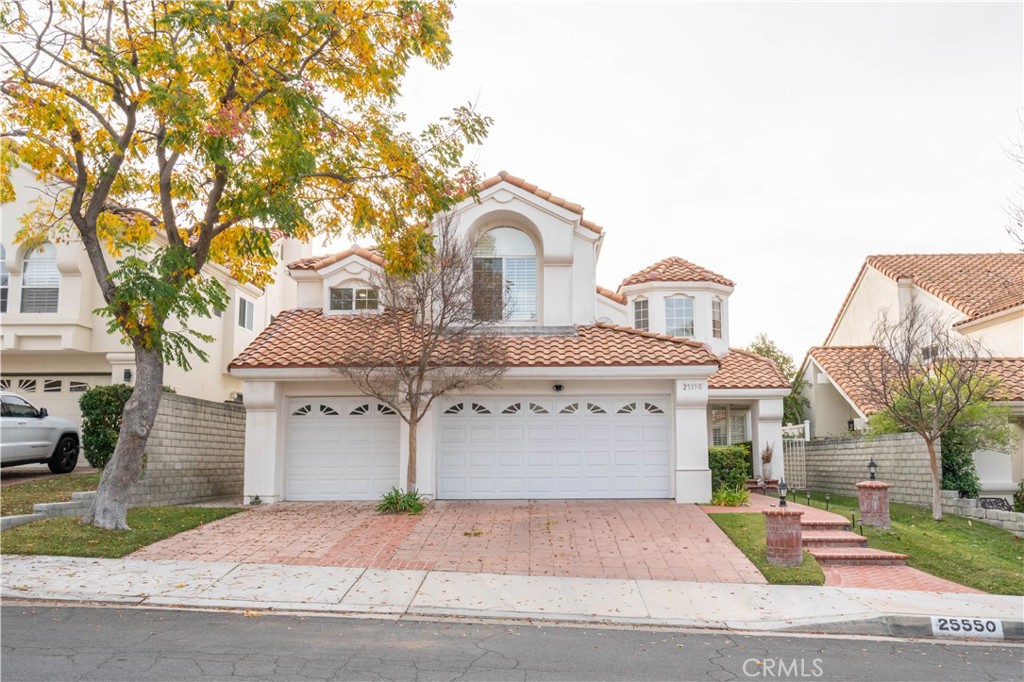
[0,0,490,529]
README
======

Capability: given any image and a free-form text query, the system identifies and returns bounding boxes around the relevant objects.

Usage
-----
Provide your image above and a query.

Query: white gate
[781,421,809,490]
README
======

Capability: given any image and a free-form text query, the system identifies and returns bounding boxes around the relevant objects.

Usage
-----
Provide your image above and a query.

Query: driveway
[132,500,767,584]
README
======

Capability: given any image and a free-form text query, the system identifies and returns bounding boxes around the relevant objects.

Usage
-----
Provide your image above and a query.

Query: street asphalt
[2,605,1022,682]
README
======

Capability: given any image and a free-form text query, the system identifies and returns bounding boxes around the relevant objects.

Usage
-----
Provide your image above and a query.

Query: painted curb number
[930,616,1003,639]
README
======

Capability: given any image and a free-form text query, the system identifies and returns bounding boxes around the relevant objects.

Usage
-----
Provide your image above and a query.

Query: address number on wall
[930,616,1003,639]
[678,382,704,391]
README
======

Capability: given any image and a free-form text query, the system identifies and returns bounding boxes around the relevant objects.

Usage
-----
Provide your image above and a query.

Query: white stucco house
[229,171,790,504]
[1,163,310,425]
[799,253,1024,498]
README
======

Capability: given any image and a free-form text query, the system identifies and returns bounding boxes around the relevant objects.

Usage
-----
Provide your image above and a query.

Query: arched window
[21,243,59,313]
[0,244,8,313]
[472,227,536,321]
[665,295,694,337]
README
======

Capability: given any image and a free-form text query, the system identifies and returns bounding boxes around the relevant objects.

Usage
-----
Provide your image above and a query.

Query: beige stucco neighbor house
[799,253,1024,498]
[1,164,310,426]
[229,171,789,504]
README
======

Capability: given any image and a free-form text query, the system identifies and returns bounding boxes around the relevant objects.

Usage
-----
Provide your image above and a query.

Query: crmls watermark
[743,658,824,678]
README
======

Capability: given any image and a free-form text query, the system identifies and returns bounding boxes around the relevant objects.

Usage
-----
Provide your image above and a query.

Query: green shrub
[78,384,134,469]
[710,486,750,507]
[941,427,981,499]
[709,445,752,491]
[376,487,426,515]
[1014,479,1024,514]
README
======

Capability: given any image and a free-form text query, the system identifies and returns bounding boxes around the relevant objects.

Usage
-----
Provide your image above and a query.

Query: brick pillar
[763,509,804,566]
[856,480,890,530]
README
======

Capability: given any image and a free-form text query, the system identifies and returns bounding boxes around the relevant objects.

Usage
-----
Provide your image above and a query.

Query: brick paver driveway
[134,500,766,584]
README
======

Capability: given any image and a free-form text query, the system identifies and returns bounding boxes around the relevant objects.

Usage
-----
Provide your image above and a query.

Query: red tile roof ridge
[621,256,735,288]
[589,321,713,350]
[596,286,626,305]
[476,170,602,234]
[288,245,384,271]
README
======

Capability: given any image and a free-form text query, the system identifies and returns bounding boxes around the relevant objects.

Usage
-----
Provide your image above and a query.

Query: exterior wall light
[123,369,132,383]
[847,418,855,431]
[778,479,788,507]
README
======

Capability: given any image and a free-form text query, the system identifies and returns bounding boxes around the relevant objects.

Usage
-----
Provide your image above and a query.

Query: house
[229,171,789,504]
[0,163,310,425]
[800,253,1024,497]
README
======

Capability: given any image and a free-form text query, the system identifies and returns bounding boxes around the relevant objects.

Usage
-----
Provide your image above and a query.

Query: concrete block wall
[130,394,245,507]
[941,491,1024,538]
[805,433,936,507]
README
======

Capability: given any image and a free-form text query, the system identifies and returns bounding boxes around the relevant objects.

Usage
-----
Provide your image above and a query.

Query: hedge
[709,445,752,491]
[78,384,134,469]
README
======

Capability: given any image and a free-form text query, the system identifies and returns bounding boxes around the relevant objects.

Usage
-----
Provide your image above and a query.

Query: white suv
[0,391,81,473]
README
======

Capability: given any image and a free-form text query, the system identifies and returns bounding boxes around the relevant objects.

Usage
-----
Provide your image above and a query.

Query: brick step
[806,547,908,567]
[801,530,867,548]
[800,519,850,532]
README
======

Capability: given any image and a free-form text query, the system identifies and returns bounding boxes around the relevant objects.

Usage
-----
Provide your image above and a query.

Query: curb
[3,591,1020,643]
[0,514,45,530]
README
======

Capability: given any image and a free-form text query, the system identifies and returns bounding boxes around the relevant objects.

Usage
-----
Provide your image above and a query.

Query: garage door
[0,375,110,428]
[285,397,400,501]
[438,396,671,499]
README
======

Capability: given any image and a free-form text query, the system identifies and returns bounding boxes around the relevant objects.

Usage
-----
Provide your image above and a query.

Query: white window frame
[665,296,694,337]
[632,297,649,331]
[20,243,60,314]
[472,227,537,322]
[0,244,8,314]
[712,298,723,339]
[329,286,379,312]
[711,406,749,446]
[238,297,254,330]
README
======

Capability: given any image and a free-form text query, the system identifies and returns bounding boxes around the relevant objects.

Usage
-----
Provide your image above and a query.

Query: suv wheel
[47,436,79,474]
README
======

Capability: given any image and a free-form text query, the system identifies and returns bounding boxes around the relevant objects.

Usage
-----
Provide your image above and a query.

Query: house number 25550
[678,382,703,391]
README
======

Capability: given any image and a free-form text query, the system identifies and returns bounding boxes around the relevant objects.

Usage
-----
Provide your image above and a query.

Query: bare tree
[336,216,508,491]
[851,304,1001,520]
[1005,128,1024,251]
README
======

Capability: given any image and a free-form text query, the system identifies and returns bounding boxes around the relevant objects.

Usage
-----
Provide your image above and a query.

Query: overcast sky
[341,1,1023,362]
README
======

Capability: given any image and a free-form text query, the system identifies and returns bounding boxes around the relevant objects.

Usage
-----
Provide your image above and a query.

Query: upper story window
[712,298,723,339]
[0,244,8,314]
[633,298,649,331]
[665,296,694,337]
[330,286,378,312]
[238,297,254,330]
[472,227,536,321]
[21,243,59,313]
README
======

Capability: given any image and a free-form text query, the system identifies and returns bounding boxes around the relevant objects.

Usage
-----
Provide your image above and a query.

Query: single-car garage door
[286,397,400,501]
[0,375,110,428]
[437,396,671,499]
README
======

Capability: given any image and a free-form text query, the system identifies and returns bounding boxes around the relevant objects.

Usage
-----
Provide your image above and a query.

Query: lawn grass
[0,506,242,558]
[1,472,102,516]
[802,490,1023,596]
[710,513,825,586]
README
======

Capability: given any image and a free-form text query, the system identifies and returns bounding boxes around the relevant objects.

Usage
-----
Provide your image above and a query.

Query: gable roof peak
[475,170,603,234]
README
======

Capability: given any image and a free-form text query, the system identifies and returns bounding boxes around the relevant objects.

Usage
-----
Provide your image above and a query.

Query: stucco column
[242,381,284,504]
[399,386,437,498]
[752,398,785,482]
[673,378,711,503]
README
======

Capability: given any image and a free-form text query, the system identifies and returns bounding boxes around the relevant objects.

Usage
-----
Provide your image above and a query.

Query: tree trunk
[406,416,418,491]
[925,438,943,521]
[82,347,165,529]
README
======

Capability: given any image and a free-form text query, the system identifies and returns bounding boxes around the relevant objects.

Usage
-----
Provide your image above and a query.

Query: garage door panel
[285,398,399,501]
[438,395,671,499]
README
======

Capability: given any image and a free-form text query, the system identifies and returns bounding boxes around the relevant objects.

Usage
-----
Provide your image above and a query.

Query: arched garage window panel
[472,227,536,322]
[21,243,59,313]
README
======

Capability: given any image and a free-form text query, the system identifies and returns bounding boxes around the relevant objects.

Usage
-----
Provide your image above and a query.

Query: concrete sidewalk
[2,555,1021,642]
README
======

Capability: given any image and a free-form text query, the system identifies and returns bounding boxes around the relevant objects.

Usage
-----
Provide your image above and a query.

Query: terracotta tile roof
[596,286,626,305]
[709,349,790,390]
[229,310,719,370]
[288,245,384,271]
[621,256,735,288]
[806,346,895,415]
[826,254,1024,342]
[987,357,1024,402]
[476,171,603,234]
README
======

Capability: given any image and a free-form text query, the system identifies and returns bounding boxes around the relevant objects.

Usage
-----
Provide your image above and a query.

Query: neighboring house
[800,253,1024,497]
[229,171,789,504]
[1,163,310,426]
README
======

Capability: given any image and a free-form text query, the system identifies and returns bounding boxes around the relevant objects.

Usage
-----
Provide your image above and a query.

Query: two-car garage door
[284,395,672,501]
[437,396,671,499]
